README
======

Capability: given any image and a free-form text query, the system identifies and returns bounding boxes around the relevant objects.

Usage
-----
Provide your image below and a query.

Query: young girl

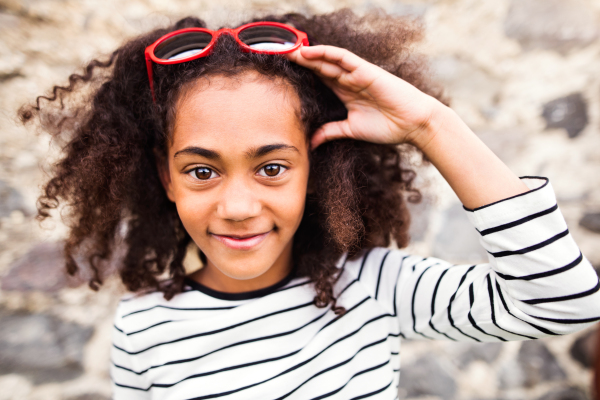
[20,9,600,400]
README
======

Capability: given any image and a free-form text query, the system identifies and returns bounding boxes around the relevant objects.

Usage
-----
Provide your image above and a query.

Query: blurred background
[0,0,599,399]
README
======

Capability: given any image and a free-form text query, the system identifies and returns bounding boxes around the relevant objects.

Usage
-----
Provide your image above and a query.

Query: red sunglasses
[145,21,309,102]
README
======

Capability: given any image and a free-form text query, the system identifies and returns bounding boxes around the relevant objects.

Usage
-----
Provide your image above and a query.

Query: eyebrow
[173,144,300,160]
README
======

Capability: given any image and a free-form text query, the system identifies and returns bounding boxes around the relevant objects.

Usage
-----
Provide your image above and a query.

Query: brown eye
[192,167,215,180]
[259,164,286,178]
[264,165,280,176]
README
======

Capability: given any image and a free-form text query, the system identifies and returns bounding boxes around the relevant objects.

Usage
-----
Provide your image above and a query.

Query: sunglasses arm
[145,50,157,103]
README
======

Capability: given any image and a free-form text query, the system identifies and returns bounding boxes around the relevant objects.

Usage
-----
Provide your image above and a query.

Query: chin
[209,252,278,280]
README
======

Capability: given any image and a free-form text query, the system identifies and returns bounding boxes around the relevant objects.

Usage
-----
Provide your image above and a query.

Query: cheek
[273,172,309,232]
[174,194,214,237]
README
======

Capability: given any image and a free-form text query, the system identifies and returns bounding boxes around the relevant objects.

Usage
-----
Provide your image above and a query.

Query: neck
[190,242,294,293]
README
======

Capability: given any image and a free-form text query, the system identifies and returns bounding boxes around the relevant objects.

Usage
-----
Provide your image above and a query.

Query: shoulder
[113,285,233,334]
[342,247,419,281]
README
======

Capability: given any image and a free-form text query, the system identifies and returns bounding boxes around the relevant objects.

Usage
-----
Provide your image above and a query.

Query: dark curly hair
[19,8,445,312]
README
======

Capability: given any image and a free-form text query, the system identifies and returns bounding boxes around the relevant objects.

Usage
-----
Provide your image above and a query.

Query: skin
[159,72,309,293]
[160,44,530,294]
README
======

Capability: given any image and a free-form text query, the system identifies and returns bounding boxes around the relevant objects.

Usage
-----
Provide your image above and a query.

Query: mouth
[210,231,272,251]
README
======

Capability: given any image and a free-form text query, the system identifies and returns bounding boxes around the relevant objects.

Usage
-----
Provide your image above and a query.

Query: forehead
[171,72,305,153]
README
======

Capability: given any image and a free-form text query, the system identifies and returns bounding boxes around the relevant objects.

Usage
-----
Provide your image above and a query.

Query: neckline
[184,268,297,301]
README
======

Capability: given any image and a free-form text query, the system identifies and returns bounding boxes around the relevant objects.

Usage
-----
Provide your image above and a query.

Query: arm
[344,178,600,341]
[285,45,600,339]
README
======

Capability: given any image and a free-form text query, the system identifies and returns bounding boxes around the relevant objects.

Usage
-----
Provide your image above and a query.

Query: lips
[211,231,271,251]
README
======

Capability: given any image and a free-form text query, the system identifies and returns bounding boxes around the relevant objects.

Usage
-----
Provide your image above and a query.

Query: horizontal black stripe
[489,229,568,258]
[115,301,315,354]
[182,312,394,400]
[276,336,393,399]
[497,252,583,281]
[310,358,392,400]
[113,310,330,376]
[122,304,236,319]
[478,204,558,236]
[350,380,393,400]
[522,279,600,305]
[528,315,600,324]
[127,320,173,335]
[463,176,549,212]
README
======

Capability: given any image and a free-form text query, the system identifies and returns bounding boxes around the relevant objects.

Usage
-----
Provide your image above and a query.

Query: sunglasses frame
[145,21,309,102]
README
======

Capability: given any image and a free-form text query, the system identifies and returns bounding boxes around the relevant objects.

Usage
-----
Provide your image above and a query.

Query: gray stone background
[0,0,599,399]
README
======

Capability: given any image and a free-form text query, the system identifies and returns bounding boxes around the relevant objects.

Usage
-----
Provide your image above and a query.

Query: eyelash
[186,164,288,181]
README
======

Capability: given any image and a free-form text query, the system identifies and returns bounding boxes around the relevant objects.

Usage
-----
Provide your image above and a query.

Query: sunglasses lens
[154,32,213,60]
[239,26,298,51]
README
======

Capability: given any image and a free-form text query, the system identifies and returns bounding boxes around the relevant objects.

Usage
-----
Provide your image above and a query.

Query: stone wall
[0,0,599,399]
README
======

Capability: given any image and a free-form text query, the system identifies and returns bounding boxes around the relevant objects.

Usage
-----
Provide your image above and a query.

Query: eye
[258,164,287,177]
[188,167,218,180]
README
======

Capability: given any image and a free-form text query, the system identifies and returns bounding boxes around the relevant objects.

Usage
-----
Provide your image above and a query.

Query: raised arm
[284,45,528,209]
[285,45,600,339]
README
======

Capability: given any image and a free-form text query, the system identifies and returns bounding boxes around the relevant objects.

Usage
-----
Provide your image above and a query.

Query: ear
[155,150,176,203]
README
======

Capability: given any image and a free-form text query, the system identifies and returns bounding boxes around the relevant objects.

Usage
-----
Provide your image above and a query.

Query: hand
[283,45,442,149]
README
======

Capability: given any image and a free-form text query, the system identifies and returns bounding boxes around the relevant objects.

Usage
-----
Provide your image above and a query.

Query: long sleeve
[110,301,151,399]
[344,176,600,342]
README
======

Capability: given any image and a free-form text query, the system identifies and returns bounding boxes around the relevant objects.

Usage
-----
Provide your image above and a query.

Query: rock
[1,242,86,292]
[504,0,599,53]
[579,212,600,234]
[65,395,110,400]
[0,308,94,383]
[398,354,457,400]
[432,202,488,264]
[430,56,501,118]
[536,386,588,400]
[407,196,432,242]
[518,341,566,387]
[542,93,589,138]
[457,343,503,369]
[0,180,29,218]
[569,328,597,369]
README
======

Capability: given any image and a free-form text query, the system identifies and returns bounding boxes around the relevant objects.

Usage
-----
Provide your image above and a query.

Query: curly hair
[19,8,445,312]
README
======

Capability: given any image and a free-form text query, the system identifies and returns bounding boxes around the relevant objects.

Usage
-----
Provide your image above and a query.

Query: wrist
[406,100,455,151]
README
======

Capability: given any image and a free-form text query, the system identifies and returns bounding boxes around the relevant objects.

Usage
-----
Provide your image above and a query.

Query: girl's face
[159,71,310,289]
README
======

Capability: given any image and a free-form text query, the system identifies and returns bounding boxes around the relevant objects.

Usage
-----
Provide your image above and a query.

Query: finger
[284,48,347,81]
[310,120,353,150]
[299,45,363,73]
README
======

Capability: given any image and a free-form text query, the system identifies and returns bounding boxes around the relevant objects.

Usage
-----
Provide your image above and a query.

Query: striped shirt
[111,177,600,399]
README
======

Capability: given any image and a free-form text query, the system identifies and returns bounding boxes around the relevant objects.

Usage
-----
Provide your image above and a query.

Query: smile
[211,231,271,251]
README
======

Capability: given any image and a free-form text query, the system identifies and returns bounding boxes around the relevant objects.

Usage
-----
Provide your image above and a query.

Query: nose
[216,178,262,222]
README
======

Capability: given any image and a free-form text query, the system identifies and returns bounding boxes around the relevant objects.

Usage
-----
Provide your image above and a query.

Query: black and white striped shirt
[111,177,600,399]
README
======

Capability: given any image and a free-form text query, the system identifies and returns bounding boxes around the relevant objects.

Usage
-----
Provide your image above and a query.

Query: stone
[0,308,94,383]
[504,0,599,53]
[536,387,588,400]
[430,56,501,119]
[518,341,566,387]
[542,93,589,138]
[579,212,600,234]
[65,395,110,400]
[569,328,597,369]
[1,242,86,292]
[398,354,457,400]
[407,196,432,242]
[457,342,503,369]
[0,180,29,218]
[432,202,488,264]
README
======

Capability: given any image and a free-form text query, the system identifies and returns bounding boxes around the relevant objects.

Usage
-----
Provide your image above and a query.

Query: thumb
[310,120,353,150]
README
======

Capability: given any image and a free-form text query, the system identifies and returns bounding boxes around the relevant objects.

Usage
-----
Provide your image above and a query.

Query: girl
[20,9,600,400]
